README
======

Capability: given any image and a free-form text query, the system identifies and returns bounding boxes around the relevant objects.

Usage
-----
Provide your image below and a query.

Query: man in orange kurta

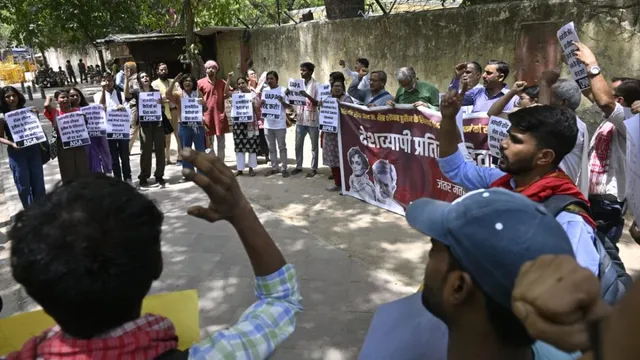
[197,60,228,161]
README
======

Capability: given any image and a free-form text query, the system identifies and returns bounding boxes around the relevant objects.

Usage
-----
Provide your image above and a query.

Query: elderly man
[348,70,394,107]
[387,67,440,110]
[449,60,518,112]
[197,60,228,161]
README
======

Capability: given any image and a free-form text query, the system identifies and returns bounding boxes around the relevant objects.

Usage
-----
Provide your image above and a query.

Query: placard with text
[138,92,162,122]
[81,104,107,137]
[106,108,131,140]
[4,108,46,147]
[57,112,91,149]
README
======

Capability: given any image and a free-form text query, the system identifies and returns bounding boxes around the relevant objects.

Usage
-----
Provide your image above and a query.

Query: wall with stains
[216,1,639,103]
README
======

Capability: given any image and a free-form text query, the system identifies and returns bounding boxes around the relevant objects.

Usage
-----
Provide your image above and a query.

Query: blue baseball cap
[406,188,575,311]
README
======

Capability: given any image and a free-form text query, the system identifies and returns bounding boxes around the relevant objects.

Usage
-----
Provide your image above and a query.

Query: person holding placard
[165,73,207,176]
[261,71,293,178]
[197,60,228,161]
[290,62,321,178]
[151,63,182,165]
[321,79,352,191]
[72,88,112,176]
[0,86,46,208]
[44,90,91,184]
[248,69,270,162]
[226,75,260,177]
[125,71,167,187]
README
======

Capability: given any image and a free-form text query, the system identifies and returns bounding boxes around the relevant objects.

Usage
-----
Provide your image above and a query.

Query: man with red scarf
[437,86,600,277]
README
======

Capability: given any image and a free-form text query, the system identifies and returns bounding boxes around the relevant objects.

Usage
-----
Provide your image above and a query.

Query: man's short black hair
[508,105,578,167]
[614,79,640,107]
[488,60,510,80]
[9,174,164,338]
[612,76,638,84]
[469,61,482,74]
[300,62,315,73]
[101,71,113,80]
[356,58,370,68]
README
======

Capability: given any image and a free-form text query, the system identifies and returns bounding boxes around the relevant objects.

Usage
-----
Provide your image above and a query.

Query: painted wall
[44,46,102,74]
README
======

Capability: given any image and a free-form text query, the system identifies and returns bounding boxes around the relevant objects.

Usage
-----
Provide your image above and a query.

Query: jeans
[139,124,166,180]
[108,139,131,181]
[589,195,626,246]
[179,123,206,171]
[265,128,287,171]
[7,145,46,208]
[295,124,319,171]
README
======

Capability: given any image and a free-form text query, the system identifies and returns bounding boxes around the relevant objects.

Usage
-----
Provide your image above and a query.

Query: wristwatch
[588,65,602,77]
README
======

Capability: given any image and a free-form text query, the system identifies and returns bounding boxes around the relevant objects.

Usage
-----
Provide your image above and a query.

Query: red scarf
[490,170,597,229]
[6,314,178,360]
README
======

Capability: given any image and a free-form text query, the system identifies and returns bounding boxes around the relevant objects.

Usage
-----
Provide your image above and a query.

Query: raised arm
[488,81,526,116]
[348,76,367,103]
[538,69,561,106]
[124,68,132,100]
[574,42,617,118]
[166,73,183,104]
[439,84,469,158]
[224,72,234,99]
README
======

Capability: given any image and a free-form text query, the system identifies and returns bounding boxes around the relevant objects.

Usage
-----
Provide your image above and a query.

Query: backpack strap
[540,195,593,218]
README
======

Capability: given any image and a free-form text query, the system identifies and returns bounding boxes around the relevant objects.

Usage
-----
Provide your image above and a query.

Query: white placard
[318,84,331,100]
[138,92,162,122]
[231,93,254,123]
[106,108,131,140]
[81,104,107,137]
[488,116,511,158]
[261,89,285,129]
[625,115,640,225]
[57,112,91,149]
[557,22,591,90]
[319,98,340,133]
[4,108,46,147]
[181,97,203,123]
[287,78,306,106]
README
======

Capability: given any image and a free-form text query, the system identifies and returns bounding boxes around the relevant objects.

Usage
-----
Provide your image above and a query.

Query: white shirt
[343,66,370,92]
[588,103,627,201]
[560,117,590,196]
[93,89,122,109]
[261,86,288,130]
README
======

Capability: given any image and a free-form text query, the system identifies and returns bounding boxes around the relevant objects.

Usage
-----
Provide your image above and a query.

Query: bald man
[197,60,229,161]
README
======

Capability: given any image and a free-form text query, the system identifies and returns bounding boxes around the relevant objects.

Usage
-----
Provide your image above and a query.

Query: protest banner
[487,116,511,158]
[231,93,254,123]
[339,103,491,215]
[106,108,131,140]
[181,97,203,123]
[557,22,591,90]
[261,89,285,128]
[57,112,90,149]
[625,115,640,226]
[319,98,339,132]
[318,84,331,100]
[138,92,162,122]
[287,79,306,105]
[81,104,107,137]
[4,108,46,147]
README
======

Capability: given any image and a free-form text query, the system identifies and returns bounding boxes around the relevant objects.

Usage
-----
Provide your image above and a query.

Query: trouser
[129,124,140,152]
[258,128,269,158]
[108,139,131,181]
[265,128,287,171]
[7,145,46,209]
[295,124,319,171]
[57,138,90,184]
[589,195,626,246]
[237,153,257,171]
[79,71,87,83]
[88,136,112,173]
[68,73,77,84]
[165,108,182,162]
[331,167,341,187]
[208,135,225,161]
[139,124,166,180]
[179,123,205,171]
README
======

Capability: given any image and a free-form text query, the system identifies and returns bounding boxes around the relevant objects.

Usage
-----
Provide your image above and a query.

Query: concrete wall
[44,46,102,74]
[215,0,640,96]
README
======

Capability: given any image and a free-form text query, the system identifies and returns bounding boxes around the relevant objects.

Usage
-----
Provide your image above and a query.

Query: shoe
[326,184,341,192]
[291,168,303,175]
[328,174,334,180]
[139,179,150,187]
[265,169,278,177]
[249,168,256,177]
[156,177,166,186]
[306,170,317,178]
[282,170,290,178]
[235,170,244,177]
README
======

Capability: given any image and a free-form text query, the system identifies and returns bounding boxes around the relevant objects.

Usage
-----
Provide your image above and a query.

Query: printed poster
[106,108,131,140]
[81,104,107,137]
[4,108,46,147]
[181,97,203,123]
[287,79,306,106]
[261,89,285,129]
[138,92,162,122]
[319,97,339,133]
[57,112,91,149]
[557,22,591,90]
[231,93,254,123]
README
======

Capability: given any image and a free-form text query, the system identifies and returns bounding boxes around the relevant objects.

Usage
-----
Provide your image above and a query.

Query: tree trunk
[95,45,106,71]
[184,0,202,78]
[39,47,49,68]
[324,0,364,20]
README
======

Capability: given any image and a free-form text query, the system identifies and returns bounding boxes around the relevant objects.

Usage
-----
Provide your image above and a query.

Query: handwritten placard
[231,93,254,123]
[81,104,107,137]
[318,84,331,100]
[138,92,162,122]
[488,116,510,158]
[57,112,90,149]
[261,89,285,129]
[4,108,46,147]
[181,97,203,123]
[287,79,306,106]
[106,108,131,140]
[557,22,590,90]
[319,98,340,133]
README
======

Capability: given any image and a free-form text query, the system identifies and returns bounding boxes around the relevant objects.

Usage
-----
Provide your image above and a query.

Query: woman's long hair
[69,87,90,107]
[0,86,26,114]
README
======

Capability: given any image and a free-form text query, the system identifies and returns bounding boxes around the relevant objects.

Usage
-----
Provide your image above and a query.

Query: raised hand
[440,80,469,120]
[173,72,183,83]
[573,42,598,68]
[512,81,528,92]
[181,148,250,223]
[454,63,467,78]
[339,59,346,67]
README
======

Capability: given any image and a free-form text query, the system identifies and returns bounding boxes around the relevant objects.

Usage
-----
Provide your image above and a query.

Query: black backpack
[155,349,189,360]
[542,195,632,305]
